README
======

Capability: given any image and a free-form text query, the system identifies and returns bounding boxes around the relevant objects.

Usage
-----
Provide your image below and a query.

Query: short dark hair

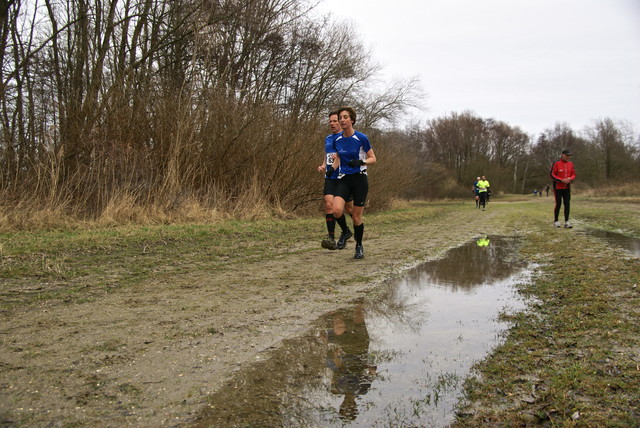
[338,106,357,125]
[328,110,339,118]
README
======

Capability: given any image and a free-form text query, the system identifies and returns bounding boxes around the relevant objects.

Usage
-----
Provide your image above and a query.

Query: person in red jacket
[550,149,577,228]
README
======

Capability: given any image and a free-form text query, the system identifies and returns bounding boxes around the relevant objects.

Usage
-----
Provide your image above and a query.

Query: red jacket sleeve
[567,162,576,181]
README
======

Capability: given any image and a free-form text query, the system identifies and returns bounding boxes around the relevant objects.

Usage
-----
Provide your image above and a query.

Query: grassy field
[1,195,639,427]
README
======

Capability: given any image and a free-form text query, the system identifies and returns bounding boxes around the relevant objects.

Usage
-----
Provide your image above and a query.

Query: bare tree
[585,118,637,181]
[0,0,483,223]
[353,76,425,129]
[420,111,490,183]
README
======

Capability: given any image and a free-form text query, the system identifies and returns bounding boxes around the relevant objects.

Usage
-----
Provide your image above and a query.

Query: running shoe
[564,222,573,229]
[354,243,364,259]
[321,236,337,250]
[336,229,352,250]
[554,221,561,228]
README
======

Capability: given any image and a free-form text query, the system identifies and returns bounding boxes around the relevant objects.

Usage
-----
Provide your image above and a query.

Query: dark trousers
[479,192,487,208]
[554,188,571,222]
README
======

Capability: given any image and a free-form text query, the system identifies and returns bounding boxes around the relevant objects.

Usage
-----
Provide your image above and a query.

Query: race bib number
[326,153,336,166]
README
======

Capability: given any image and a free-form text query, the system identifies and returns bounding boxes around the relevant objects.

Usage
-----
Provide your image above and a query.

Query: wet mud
[581,228,640,257]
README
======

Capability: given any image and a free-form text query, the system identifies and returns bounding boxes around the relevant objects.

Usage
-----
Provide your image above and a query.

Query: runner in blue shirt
[331,107,377,259]
[318,111,353,250]
[472,176,480,208]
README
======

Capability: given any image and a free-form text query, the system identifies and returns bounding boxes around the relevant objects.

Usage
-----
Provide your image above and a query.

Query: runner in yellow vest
[477,176,490,211]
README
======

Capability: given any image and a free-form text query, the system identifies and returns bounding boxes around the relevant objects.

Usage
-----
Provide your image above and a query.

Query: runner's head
[561,149,573,160]
[328,111,340,134]
[338,106,357,127]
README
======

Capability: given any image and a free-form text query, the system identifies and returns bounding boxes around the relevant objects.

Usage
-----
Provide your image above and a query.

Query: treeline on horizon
[2,0,639,227]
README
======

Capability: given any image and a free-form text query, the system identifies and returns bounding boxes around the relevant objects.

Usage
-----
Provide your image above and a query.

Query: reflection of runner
[321,304,376,421]
[476,236,490,247]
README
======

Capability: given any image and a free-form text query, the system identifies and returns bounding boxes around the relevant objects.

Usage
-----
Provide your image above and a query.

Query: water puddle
[582,229,640,257]
[192,236,533,427]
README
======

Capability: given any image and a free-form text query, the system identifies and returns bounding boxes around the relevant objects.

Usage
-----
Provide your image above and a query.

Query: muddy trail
[1,198,639,427]
[191,235,534,427]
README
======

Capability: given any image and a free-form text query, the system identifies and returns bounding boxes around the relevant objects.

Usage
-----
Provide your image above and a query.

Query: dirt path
[0,202,535,427]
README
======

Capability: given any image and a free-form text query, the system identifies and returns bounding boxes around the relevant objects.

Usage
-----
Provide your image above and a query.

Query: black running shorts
[323,178,340,196]
[324,178,353,202]
[334,174,368,207]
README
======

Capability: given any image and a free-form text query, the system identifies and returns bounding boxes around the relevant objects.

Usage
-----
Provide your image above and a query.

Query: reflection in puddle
[321,303,376,422]
[583,229,640,257]
[192,236,533,427]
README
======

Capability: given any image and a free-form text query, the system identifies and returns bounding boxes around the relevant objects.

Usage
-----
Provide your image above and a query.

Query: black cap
[562,149,573,156]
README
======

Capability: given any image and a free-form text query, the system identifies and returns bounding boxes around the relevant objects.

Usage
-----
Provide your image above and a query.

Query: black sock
[326,214,335,237]
[354,223,364,244]
[335,214,349,233]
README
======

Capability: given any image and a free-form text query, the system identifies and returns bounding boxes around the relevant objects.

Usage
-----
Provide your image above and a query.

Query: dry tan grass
[3,179,639,231]
[578,182,640,197]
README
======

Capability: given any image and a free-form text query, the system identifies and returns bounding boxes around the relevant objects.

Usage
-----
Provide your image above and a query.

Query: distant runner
[477,176,490,211]
[550,149,576,228]
[472,177,481,208]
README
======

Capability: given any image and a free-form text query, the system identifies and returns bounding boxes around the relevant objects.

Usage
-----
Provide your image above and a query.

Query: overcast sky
[314,0,640,137]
